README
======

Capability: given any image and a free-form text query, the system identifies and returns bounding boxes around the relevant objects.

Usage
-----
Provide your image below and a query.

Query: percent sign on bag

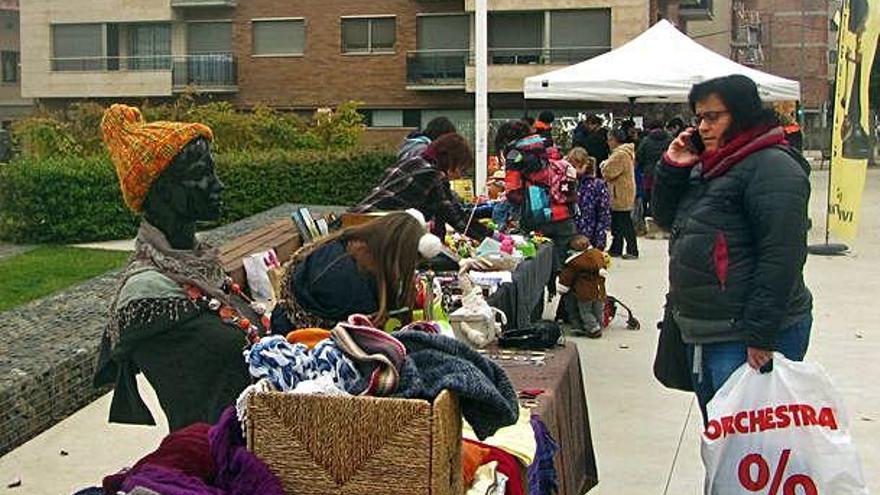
[701,355,869,495]
[738,450,816,495]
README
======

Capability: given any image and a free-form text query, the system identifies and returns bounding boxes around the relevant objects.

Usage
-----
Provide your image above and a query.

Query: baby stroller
[554,292,640,331]
[603,295,640,330]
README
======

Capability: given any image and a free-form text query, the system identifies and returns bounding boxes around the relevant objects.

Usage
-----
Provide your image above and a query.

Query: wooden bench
[218,210,342,291]
[218,218,303,288]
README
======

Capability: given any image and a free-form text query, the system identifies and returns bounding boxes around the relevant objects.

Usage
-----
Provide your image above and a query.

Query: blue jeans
[687,314,813,424]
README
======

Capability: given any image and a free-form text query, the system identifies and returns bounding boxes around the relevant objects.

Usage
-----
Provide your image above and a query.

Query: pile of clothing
[461,408,560,495]
[75,408,283,495]
[238,313,520,440]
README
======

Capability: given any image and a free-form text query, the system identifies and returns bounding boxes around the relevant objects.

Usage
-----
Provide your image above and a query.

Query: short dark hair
[666,117,685,131]
[521,116,535,127]
[494,120,531,153]
[537,110,555,124]
[423,117,457,141]
[585,114,604,126]
[608,127,629,144]
[620,119,636,130]
[427,133,472,175]
[688,74,778,138]
[645,119,664,131]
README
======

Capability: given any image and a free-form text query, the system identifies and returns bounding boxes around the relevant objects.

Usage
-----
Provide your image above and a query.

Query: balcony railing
[49,54,237,90]
[406,49,468,87]
[468,46,611,65]
[173,53,237,90]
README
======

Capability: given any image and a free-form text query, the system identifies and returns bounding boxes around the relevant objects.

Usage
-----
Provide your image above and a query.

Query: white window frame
[251,17,306,58]
[340,15,396,55]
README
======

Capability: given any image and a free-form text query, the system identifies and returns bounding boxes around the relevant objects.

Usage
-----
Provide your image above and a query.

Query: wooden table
[494,343,599,494]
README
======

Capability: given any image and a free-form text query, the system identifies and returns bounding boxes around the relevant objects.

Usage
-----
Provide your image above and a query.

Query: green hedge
[0,149,395,244]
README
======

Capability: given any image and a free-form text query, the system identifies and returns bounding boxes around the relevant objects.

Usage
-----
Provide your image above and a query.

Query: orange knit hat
[101,104,214,212]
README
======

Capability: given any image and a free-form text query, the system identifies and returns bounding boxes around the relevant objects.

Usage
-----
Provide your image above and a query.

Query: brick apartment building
[729,0,835,148]
[20,0,659,134]
[0,0,32,125]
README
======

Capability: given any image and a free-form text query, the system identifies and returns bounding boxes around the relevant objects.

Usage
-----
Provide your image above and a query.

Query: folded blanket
[392,330,518,439]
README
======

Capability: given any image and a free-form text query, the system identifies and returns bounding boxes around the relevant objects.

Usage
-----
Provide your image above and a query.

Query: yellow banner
[829,0,878,240]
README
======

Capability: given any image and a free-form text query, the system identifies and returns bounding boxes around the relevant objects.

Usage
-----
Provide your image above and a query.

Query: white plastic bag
[449,274,507,348]
[242,249,280,304]
[701,353,868,495]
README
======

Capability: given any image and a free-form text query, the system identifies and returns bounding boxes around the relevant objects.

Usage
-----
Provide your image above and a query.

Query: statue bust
[95,105,259,431]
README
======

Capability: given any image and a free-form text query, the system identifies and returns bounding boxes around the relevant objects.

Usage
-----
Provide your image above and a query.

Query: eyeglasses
[693,110,730,125]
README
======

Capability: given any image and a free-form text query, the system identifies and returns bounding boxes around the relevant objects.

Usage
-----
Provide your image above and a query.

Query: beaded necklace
[183,277,271,346]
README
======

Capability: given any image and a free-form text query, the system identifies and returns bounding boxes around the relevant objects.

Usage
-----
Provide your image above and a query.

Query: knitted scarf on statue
[104,220,231,349]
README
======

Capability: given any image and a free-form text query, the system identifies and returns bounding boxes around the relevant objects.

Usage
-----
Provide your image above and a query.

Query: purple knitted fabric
[120,464,224,495]
[208,407,284,495]
[528,414,560,495]
[116,407,283,495]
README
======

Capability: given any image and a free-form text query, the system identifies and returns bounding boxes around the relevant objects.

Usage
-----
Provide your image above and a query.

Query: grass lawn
[0,246,131,313]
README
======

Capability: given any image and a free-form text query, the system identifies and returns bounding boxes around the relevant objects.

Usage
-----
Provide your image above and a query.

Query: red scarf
[700,125,786,179]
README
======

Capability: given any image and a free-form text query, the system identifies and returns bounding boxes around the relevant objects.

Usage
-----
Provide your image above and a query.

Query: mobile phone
[689,132,706,154]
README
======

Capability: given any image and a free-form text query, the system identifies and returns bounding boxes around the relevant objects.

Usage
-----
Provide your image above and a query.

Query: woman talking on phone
[652,74,814,421]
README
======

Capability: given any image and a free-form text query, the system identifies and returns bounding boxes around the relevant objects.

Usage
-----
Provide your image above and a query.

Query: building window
[370,109,403,127]
[487,9,610,65]
[488,12,543,64]
[411,14,469,84]
[548,9,611,63]
[1,51,18,83]
[128,23,172,70]
[183,22,235,88]
[188,22,233,54]
[252,19,305,56]
[417,15,468,51]
[341,17,395,54]
[52,23,104,71]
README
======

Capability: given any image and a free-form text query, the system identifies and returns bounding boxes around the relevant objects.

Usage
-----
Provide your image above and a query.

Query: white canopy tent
[523,19,800,103]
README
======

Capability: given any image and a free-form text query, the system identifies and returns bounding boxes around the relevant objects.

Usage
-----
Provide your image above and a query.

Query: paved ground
[0,171,877,494]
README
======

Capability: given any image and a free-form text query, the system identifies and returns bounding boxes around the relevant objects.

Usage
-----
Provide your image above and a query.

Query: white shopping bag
[701,353,868,495]
[242,249,280,304]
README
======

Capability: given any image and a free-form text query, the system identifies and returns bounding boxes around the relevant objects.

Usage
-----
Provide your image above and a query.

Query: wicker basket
[246,390,462,495]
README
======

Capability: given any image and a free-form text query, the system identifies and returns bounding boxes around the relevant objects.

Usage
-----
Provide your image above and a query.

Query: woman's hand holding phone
[665,127,701,166]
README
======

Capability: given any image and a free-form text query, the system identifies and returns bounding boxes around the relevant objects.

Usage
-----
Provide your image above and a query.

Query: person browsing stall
[352,133,491,241]
[652,74,813,421]
[271,211,443,334]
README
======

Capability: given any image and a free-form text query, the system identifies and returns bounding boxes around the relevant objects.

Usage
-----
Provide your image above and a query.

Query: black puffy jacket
[652,143,812,350]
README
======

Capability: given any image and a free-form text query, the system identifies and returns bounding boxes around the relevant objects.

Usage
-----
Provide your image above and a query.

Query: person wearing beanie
[94,104,261,432]
[271,212,441,334]
[352,132,492,241]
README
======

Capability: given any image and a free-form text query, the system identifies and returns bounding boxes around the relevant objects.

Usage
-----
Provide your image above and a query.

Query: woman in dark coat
[652,75,813,421]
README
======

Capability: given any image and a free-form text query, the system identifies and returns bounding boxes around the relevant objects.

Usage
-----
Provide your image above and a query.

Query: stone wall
[0,204,301,456]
